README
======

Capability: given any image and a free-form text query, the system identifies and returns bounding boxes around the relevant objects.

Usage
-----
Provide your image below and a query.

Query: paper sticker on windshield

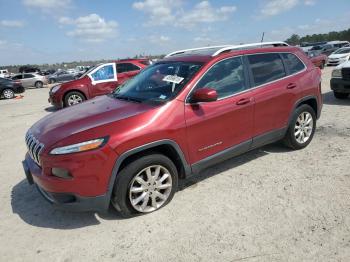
[162,75,184,84]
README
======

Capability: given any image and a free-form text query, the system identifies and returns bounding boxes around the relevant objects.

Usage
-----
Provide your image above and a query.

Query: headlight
[332,69,342,78]
[51,85,61,93]
[50,137,108,155]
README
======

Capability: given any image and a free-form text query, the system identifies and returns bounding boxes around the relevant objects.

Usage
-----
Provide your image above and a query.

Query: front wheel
[2,89,15,99]
[334,92,349,99]
[111,154,178,217]
[64,91,85,107]
[283,104,316,150]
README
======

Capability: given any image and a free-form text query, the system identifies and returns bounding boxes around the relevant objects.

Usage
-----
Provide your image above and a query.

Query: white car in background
[327,47,350,66]
[0,69,10,78]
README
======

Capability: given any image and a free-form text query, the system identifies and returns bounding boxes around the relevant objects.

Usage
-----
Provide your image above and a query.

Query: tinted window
[194,57,246,99]
[91,65,114,81]
[12,75,23,80]
[281,53,305,75]
[248,53,286,86]
[23,74,34,78]
[117,63,140,73]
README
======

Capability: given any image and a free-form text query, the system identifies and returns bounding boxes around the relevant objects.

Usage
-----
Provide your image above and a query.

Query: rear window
[140,60,151,66]
[281,53,305,75]
[247,53,286,87]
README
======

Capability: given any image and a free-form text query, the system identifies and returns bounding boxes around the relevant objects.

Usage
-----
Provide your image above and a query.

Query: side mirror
[190,88,218,103]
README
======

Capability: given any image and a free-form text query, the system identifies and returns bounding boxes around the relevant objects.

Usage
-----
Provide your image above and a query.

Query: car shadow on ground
[323,91,350,106]
[12,143,289,228]
[178,142,289,191]
[44,106,58,112]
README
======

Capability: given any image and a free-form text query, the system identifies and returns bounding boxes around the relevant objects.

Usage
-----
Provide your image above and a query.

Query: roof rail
[165,45,231,58]
[212,41,289,56]
[165,41,289,58]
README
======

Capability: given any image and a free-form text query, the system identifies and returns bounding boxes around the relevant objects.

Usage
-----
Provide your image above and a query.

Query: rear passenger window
[247,53,286,87]
[281,53,305,75]
[195,57,246,99]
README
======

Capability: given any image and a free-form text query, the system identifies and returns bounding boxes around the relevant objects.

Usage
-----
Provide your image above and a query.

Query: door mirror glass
[190,88,218,103]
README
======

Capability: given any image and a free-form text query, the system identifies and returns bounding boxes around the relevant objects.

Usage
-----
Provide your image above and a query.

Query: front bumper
[48,92,64,108]
[330,78,350,94]
[22,144,118,212]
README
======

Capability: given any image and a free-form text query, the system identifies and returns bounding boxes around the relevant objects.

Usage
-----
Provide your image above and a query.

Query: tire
[111,154,178,217]
[2,89,15,99]
[35,81,43,88]
[334,92,349,99]
[49,79,56,84]
[64,91,85,107]
[283,104,316,150]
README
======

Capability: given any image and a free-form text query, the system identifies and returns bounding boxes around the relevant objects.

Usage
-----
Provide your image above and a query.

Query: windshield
[112,61,203,104]
[79,64,99,78]
[334,48,350,54]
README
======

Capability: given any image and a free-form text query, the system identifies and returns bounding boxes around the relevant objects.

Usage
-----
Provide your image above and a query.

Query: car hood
[329,54,350,59]
[29,95,156,146]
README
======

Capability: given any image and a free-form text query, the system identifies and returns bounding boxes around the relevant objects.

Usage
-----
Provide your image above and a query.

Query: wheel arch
[106,140,191,200]
[289,96,319,126]
[63,89,87,106]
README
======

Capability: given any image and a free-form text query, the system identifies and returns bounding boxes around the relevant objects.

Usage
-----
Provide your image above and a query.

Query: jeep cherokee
[23,42,322,217]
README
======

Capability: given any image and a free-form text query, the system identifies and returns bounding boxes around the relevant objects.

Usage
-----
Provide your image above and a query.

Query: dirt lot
[0,67,349,262]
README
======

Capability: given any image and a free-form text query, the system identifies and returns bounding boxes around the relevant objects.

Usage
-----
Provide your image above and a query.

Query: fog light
[52,168,72,179]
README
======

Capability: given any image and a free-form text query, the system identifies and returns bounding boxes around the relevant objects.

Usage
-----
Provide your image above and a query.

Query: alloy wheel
[294,112,313,144]
[3,89,14,99]
[129,165,172,213]
[67,94,83,106]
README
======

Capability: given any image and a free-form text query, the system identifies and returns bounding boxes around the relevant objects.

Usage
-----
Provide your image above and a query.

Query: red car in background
[306,50,328,69]
[49,58,150,108]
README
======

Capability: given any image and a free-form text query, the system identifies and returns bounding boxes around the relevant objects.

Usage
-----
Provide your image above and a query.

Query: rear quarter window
[247,53,286,87]
[281,53,305,75]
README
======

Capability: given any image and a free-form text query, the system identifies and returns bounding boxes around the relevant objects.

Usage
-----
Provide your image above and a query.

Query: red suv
[23,42,322,217]
[48,59,150,108]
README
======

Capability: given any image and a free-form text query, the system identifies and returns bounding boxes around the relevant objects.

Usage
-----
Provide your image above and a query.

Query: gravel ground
[0,67,349,262]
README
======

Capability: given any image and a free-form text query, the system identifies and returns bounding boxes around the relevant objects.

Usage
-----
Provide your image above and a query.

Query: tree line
[285,28,350,45]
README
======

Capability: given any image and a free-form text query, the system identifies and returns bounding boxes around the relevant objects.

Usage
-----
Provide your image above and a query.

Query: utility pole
[261,32,265,43]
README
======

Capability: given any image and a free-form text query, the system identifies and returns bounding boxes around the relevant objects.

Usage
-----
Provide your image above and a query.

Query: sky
[0,0,349,66]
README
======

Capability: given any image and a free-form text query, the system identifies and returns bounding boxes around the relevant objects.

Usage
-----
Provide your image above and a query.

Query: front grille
[25,132,44,166]
[342,68,350,81]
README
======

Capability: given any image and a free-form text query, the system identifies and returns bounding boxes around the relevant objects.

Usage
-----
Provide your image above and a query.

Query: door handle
[286,83,297,89]
[236,98,251,105]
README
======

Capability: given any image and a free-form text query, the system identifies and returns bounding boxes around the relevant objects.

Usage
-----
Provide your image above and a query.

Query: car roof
[162,46,302,64]
[114,58,149,63]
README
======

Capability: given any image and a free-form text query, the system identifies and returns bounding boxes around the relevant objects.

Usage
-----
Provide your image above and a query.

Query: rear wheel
[35,81,43,88]
[111,154,178,217]
[334,92,349,99]
[2,89,15,99]
[64,91,85,107]
[283,104,316,150]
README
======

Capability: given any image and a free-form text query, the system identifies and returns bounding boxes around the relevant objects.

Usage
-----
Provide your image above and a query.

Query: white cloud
[177,1,237,28]
[261,0,317,17]
[133,0,236,28]
[148,35,170,44]
[0,20,24,28]
[133,0,181,25]
[22,0,71,12]
[59,14,118,43]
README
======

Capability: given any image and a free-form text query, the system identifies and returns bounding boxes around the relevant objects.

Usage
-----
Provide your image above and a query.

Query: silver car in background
[11,73,48,88]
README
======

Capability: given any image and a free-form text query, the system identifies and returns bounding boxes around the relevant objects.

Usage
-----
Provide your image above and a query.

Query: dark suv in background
[23,42,322,217]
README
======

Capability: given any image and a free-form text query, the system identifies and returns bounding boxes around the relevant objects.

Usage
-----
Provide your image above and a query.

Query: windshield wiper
[114,95,142,103]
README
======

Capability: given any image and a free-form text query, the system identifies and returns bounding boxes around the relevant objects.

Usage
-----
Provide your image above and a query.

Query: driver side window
[195,57,246,99]
[91,65,114,81]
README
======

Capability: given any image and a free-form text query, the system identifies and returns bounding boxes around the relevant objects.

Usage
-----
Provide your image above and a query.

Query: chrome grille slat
[25,132,45,166]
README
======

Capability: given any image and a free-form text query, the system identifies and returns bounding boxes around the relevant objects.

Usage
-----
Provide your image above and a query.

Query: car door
[21,74,35,87]
[88,63,118,97]
[185,56,254,165]
[116,63,141,85]
[246,53,302,142]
